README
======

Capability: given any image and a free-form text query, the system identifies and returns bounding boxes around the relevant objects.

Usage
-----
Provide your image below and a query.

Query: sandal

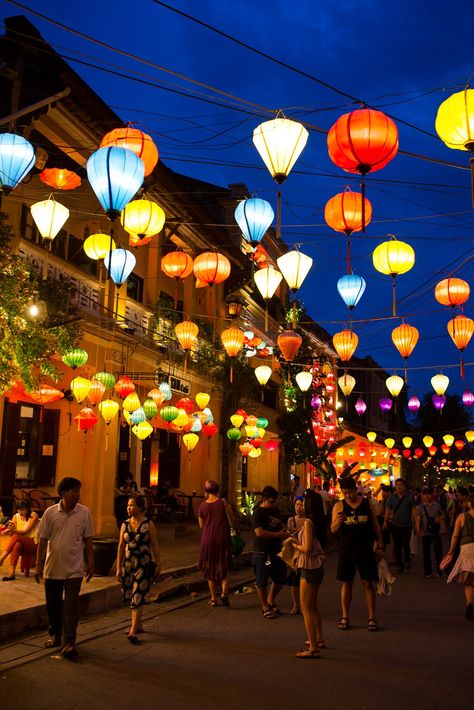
[127,634,139,645]
[289,606,301,615]
[208,599,218,607]
[45,637,61,648]
[270,605,283,615]
[368,619,379,632]
[338,617,350,630]
[294,649,320,659]
[61,645,79,658]
[262,608,276,619]
[124,627,144,635]
[220,594,230,607]
[305,639,326,649]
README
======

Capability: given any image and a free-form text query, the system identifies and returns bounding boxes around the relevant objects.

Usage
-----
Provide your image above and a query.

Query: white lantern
[277,250,313,292]
[295,371,313,392]
[253,117,308,183]
[30,198,69,245]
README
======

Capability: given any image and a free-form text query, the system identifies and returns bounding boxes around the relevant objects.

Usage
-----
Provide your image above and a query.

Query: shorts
[300,566,324,586]
[252,552,288,588]
[286,569,301,587]
[337,551,378,582]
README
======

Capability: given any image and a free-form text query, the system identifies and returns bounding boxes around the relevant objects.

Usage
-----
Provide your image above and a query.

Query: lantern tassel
[292,300,297,329]
[392,278,397,317]
[404,363,408,384]
[347,238,351,273]
[470,154,474,209]
[461,355,465,380]
[265,304,269,332]
[230,362,233,384]
[361,180,366,233]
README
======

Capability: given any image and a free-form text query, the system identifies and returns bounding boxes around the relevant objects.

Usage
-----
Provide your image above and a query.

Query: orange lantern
[100,126,158,176]
[161,250,194,280]
[324,189,373,235]
[277,330,302,362]
[193,252,231,286]
[27,385,64,404]
[39,168,81,190]
[239,441,253,458]
[428,445,437,456]
[454,439,465,451]
[129,233,152,248]
[332,330,359,362]
[435,277,470,308]
[87,379,106,406]
[221,327,245,382]
[175,320,199,351]
[391,322,419,381]
[114,375,135,398]
[447,314,474,377]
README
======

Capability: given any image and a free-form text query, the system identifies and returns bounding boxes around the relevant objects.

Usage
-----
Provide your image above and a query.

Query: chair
[171,490,188,521]
[143,489,167,522]
[27,489,56,516]
[12,488,30,512]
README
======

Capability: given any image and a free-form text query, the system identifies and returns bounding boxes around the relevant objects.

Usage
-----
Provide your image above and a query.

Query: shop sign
[155,369,191,395]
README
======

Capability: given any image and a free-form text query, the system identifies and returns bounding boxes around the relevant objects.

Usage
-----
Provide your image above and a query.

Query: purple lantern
[379,398,393,412]
[408,395,420,413]
[355,398,367,416]
[311,395,322,410]
[462,389,474,408]
[432,394,446,412]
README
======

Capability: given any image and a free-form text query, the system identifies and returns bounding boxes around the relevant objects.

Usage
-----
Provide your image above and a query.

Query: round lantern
[100,127,158,177]
[183,432,199,452]
[230,413,244,429]
[30,198,69,247]
[333,329,358,362]
[227,427,242,441]
[337,274,366,310]
[192,393,209,411]
[114,375,135,398]
[252,116,308,183]
[87,147,144,220]
[435,277,470,308]
[338,373,356,397]
[246,415,258,427]
[176,397,194,414]
[143,397,159,419]
[94,370,115,390]
[71,376,91,404]
[84,234,116,260]
[62,348,88,369]
[385,438,395,450]
[161,250,194,280]
[40,168,81,191]
[193,252,231,286]
[234,197,274,244]
[465,430,474,443]
[221,327,245,359]
[367,431,377,443]
[355,398,367,416]
[435,88,474,204]
[87,379,106,406]
[324,189,372,235]
[408,395,421,413]
[160,405,179,422]
[0,133,35,192]
[379,398,393,412]
[175,320,199,351]
[311,395,322,410]
[129,234,151,248]
[132,421,154,440]
[295,371,313,392]
[104,248,136,285]
[74,406,98,433]
[386,375,404,398]
[372,238,415,316]
[431,373,449,395]
[277,250,313,292]
[423,436,434,448]
[121,197,165,238]
[122,392,141,413]
[255,365,272,386]
[98,399,119,424]
[277,330,302,362]
[257,417,268,429]
[462,390,474,408]
[248,447,262,459]
[432,394,446,411]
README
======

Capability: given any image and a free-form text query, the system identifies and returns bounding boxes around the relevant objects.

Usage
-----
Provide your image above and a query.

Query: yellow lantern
[132,420,153,440]
[98,399,119,424]
[245,426,258,438]
[423,435,434,448]
[367,431,377,443]
[70,376,91,404]
[175,320,199,351]
[30,198,69,246]
[122,392,141,413]
[195,392,210,410]
[255,365,272,386]
[435,88,474,205]
[257,427,266,439]
[230,413,244,428]
[252,116,309,183]
[402,436,413,448]
[248,447,262,459]
[83,233,116,260]
[333,330,359,362]
[443,434,454,447]
[465,430,474,443]
[431,373,449,395]
[120,198,165,238]
[122,409,132,426]
[338,373,356,397]
[372,237,415,315]
[385,438,395,449]
[386,375,404,398]
[295,370,313,392]
[183,432,199,452]
[174,408,190,428]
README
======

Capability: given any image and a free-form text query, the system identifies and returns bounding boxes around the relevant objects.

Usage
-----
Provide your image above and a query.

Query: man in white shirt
[35,477,94,659]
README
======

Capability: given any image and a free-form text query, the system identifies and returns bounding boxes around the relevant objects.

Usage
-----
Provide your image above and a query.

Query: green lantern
[160,405,179,422]
[227,427,242,441]
[62,348,88,369]
[256,417,269,429]
[94,370,116,389]
[143,397,158,419]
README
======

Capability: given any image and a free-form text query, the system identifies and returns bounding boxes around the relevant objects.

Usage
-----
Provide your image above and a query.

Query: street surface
[0,548,471,710]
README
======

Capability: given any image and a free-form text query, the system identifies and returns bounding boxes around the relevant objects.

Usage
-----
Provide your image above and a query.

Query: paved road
[0,549,471,710]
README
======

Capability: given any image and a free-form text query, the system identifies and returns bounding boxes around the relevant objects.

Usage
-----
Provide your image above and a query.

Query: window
[127,273,144,303]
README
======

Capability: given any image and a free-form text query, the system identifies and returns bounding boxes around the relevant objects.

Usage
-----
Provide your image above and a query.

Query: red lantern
[454,439,465,451]
[39,168,81,190]
[74,406,99,432]
[414,448,423,458]
[441,444,450,454]
[277,330,302,362]
[114,375,135,398]
[193,252,231,286]
[161,250,194,280]
[176,397,195,414]
[324,189,372,235]
[402,449,411,459]
[264,439,280,453]
[202,422,218,439]
[391,448,399,456]
[100,126,158,176]
[428,445,437,456]
[435,277,470,308]
[252,437,263,449]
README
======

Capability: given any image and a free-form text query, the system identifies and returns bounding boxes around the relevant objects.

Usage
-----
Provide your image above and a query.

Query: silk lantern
[227,427,242,441]
[447,314,474,377]
[333,330,358,362]
[161,250,194,280]
[367,431,377,443]
[74,406,98,433]
[147,388,166,407]
[372,238,415,315]
[87,147,144,220]
[30,198,69,247]
[379,398,393,412]
[175,320,199,369]
[253,116,308,183]
[0,133,35,192]
[254,265,283,330]
[84,234,116,260]
[432,394,446,412]
[435,277,470,308]
[355,398,367,416]
[454,439,465,451]
[221,327,245,382]
[465,430,474,443]
[193,252,231,286]
[428,445,437,456]
[71,376,91,404]
[160,405,179,423]
[195,392,210,410]
[121,198,165,238]
[402,436,413,448]
[338,373,356,397]
[386,375,404,398]
[385,438,395,450]
[130,407,147,425]
[435,88,474,205]
[324,189,372,235]
[230,413,244,429]
[62,348,88,369]
[462,390,474,408]
[255,365,272,387]
[277,330,302,362]
[122,392,141,413]
[40,168,81,191]
[183,432,199,452]
[443,434,454,447]
[143,397,159,419]
[104,248,136,286]
[100,127,158,176]
[408,395,421,413]
[234,197,274,244]
[264,439,280,453]
[295,371,313,392]
[87,379,106,406]
[337,274,366,311]
[114,375,135,398]
[98,399,119,424]
[132,421,153,440]
[159,381,172,401]
[431,373,449,395]
[423,436,434,448]
[391,323,419,381]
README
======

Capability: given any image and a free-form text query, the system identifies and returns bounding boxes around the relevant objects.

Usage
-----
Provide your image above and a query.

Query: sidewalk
[0,524,255,642]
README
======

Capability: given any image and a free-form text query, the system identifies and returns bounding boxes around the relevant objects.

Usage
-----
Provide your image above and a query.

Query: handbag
[277,538,299,570]
[423,506,440,535]
[224,499,246,556]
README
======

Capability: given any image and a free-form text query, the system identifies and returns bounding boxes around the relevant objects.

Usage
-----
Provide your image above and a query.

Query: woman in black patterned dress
[116,495,161,643]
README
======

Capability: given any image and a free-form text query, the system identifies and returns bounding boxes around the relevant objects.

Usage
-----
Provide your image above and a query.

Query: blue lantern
[337,274,366,310]
[130,406,146,425]
[104,248,136,285]
[0,133,35,192]
[87,147,144,220]
[234,197,274,245]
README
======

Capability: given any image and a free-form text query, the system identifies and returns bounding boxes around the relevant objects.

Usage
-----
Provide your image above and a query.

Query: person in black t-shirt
[251,485,288,619]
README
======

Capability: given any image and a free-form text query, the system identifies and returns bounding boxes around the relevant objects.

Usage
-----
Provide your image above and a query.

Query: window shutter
[0,400,21,496]
[36,409,60,487]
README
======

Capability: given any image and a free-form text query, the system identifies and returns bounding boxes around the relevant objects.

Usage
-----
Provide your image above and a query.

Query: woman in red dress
[198,480,233,607]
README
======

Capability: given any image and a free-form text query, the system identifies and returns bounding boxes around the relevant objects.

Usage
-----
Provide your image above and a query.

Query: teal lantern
[86,146,144,220]
[0,133,35,193]
[227,427,242,441]
[94,370,116,390]
[143,397,158,419]
[337,273,366,310]
[256,417,269,429]
[159,381,172,401]
[104,248,136,285]
[160,405,178,422]
[203,407,213,424]
[130,406,146,425]
[62,348,88,369]
[191,416,202,433]
[234,197,274,245]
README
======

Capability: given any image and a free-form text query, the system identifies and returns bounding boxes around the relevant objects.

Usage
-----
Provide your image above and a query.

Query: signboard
[155,369,191,396]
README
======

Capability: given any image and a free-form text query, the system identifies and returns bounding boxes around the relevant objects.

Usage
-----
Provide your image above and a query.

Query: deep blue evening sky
[1,0,474,405]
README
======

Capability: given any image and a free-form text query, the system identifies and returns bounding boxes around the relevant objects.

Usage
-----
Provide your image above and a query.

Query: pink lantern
[462,390,474,408]
[407,395,420,413]
[355,398,367,416]
[311,395,322,410]
[432,394,446,412]
[379,398,393,412]
[264,439,280,453]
